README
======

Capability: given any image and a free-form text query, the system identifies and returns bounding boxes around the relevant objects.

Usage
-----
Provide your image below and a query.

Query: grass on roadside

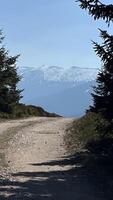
[0,103,60,120]
[64,112,113,199]
[65,112,113,155]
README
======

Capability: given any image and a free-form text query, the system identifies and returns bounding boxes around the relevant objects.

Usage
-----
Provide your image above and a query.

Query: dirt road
[0,117,104,200]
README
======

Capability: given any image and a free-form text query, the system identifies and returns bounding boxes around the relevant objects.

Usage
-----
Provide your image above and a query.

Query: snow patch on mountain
[19,65,98,83]
[18,65,98,117]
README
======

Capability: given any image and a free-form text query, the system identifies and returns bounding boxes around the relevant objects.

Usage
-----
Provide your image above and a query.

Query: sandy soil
[0,117,105,200]
[6,117,73,174]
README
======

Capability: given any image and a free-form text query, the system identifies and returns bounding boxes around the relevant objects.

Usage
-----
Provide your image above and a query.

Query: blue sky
[0,0,113,68]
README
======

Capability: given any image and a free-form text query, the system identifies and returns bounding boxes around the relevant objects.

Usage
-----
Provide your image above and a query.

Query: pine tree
[90,30,113,120]
[0,30,22,113]
[77,0,113,120]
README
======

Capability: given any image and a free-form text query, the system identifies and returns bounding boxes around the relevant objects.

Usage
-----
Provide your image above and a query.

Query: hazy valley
[18,66,98,117]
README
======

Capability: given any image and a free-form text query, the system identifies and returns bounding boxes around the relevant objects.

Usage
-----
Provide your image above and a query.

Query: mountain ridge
[19,65,98,83]
[18,66,98,117]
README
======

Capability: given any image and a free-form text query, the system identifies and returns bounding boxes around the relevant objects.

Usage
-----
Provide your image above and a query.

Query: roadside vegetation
[65,112,113,199]
[65,1,113,199]
[0,104,59,119]
[65,112,113,155]
[66,0,113,157]
[0,31,58,119]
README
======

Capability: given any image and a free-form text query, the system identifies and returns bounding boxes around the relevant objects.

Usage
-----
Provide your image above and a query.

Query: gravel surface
[0,117,104,200]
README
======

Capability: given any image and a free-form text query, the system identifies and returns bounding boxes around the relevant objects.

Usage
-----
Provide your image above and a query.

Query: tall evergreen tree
[77,0,113,120]
[0,30,22,113]
[91,30,113,119]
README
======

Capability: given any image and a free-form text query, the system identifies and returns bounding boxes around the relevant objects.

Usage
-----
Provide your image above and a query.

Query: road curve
[0,117,103,200]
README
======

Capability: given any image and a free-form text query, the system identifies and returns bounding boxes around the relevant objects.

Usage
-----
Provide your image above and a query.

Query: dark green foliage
[74,1,113,157]
[78,0,113,122]
[77,0,113,24]
[0,30,22,113]
[90,30,113,120]
[65,3,113,196]
[66,1,113,163]
[0,103,59,119]
[65,112,113,155]
[0,31,59,119]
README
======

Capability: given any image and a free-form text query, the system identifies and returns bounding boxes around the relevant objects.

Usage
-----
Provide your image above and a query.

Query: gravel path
[6,117,73,174]
[0,117,104,200]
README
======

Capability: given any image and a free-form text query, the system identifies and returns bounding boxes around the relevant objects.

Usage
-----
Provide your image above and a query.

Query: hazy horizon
[19,65,99,70]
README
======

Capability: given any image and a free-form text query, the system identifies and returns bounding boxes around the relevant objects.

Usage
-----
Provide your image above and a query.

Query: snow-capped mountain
[40,65,98,82]
[18,66,98,117]
[19,65,98,82]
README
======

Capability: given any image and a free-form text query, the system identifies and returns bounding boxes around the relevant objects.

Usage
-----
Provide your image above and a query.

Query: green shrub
[0,103,58,119]
[65,112,113,155]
